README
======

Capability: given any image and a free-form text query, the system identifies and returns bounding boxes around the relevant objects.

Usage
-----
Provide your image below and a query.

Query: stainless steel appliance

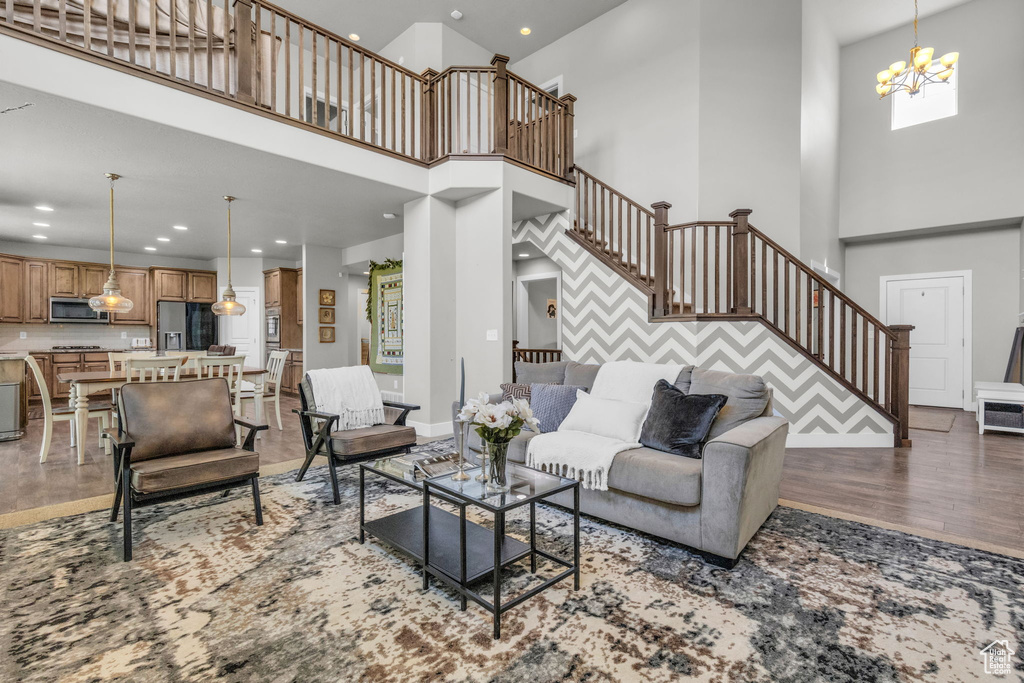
[0,382,21,441]
[265,307,281,344]
[156,301,218,351]
[164,332,183,350]
[49,298,110,324]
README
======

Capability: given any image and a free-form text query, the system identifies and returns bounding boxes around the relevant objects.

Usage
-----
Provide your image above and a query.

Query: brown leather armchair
[294,375,419,504]
[106,378,268,561]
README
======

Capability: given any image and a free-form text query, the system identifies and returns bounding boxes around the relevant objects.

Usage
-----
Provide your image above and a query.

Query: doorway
[218,286,261,367]
[515,271,561,349]
[880,271,971,410]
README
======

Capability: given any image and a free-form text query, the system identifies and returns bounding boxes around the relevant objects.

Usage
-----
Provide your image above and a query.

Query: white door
[219,287,261,367]
[882,274,967,409]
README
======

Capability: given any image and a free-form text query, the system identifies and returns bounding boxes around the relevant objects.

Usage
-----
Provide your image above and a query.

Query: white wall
[844,226,1021,386]
[838,0,1024,240]
[301,244,350,372]
[525,279,558,348]
[379,23,492,73]
[799,0,843,272]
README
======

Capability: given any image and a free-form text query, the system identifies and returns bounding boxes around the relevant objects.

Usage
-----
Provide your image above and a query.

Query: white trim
[515,270,562,349]
[407,420,454,438]
[786,432,893,448]
[879,269,973,411]
[539,75,564,98]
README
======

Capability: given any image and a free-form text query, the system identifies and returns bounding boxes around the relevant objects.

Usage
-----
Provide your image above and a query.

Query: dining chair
[125,356,186,383]
[239,350,288,430]
[108,351,156,377]
[25,355,112,464]
[197,355,246,440]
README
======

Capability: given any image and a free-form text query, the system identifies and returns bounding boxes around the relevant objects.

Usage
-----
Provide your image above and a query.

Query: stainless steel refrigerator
[157,301,219,351]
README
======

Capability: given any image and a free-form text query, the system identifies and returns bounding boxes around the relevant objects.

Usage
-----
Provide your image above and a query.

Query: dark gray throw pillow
[530,384,587,433]
[640,380,727,458]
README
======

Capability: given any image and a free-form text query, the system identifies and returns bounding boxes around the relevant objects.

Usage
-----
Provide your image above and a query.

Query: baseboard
[786,432,893,448]
[407,420,454,438]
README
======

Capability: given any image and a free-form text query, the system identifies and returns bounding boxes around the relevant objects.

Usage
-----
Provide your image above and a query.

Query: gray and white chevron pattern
[514,213,891,437]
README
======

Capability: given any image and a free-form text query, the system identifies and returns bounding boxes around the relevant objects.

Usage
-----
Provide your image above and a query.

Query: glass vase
[485,440,510,493]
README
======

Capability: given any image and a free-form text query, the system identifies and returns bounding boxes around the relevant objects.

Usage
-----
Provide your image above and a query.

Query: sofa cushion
[500,382,532,402]
[640,380,727,458]
[564,361,601,391]
[130,447,259,494]
[558,390,649,443]
[467,429,536,464]
[530,384,586,433]
[674,366,694,393]
[329,424,417,457]
[515,360,568,385]
[689,368,770,440]
[607,447,703,507]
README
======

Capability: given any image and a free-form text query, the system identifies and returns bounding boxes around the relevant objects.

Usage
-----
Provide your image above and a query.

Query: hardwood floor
[781,407,1024,552]
[2,398,1022,554]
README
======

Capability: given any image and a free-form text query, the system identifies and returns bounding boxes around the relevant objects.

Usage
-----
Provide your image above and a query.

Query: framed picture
[546,298,558,319]
[319,326,336,343]
[318,307,336,324]
[319,289,336,306]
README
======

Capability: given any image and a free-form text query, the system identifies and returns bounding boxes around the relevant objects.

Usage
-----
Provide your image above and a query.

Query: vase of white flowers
[458,394,539,492]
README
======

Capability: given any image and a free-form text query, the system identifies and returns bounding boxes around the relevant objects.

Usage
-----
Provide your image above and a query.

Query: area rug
[908,406,956,432]
[1,444,1022,682]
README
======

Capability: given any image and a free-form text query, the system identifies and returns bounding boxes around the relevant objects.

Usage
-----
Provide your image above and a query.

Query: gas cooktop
[52,345,102,350]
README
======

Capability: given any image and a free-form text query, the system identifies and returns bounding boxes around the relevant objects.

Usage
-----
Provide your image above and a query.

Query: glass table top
[426,462,577,511]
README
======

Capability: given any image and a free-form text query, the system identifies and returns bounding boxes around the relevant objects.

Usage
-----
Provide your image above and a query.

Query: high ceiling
[0,82,417,262]
[280,0,628,63]
[819,0,974,46]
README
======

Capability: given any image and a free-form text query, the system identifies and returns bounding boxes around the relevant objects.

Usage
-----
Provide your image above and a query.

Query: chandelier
[875,0,958,99]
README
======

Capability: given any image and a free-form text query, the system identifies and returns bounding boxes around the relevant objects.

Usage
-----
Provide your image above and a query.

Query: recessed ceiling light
[144,246,157,251]
[34,205,54,212]
[173,225,188,230]
[349,33,360,41]
[33,222,49,227]
[450,9,463,20]
[520,27,531,36]
[518,252,530,258]
[275,239,287,244]
[32,234,47,239]
[157,237,170,242]
[382,212,397,219]
[251,248,263,253]
[362,271,370,275]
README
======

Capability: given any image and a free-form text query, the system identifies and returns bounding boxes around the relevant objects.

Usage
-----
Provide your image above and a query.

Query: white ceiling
[819,0,975,46]
[0,82,418,262]
[279,0,628,63]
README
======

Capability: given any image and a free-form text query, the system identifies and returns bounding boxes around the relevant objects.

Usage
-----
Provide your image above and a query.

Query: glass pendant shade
[214,196,246,316]
[873,1,957,99]
[89,173,134,313]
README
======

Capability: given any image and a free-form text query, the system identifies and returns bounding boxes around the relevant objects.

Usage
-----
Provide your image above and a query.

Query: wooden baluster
[617,196,623,264]
[208,0,215,91]
[889,325,914,446]
[234,0,254,103]
[652,201,672,317]
[873,326,880,402]
[359,51,365,140]
[714,226,721,313]
[298,25,305,117]
[730,209,752,315]
[310,31,318,123]
[702,229,709,314]
[391,67,397,151]
[760,238,767,316]
[188,0,196,84]
[626,202,633,275]
[283,19,290,115]
[83,0,92,51]
[828,290,835,368]
[491,55,509,154]
[817,282,824,360]
[839,301,847,378]
[850,308,858,386]
[348,46,355,136]
[783,259,790,336]
[371,58,378,144]
[862,317,869,392]
[794,271,801,345]
[884,331,892,411]
[126,0,135,63]
[806,273,812,352]
[454,69,461,153]
[690,225,696,313]
[106,0,114,56]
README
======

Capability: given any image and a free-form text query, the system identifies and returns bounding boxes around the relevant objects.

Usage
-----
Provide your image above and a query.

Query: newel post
[729,208,752,315]
[421,69,438,161]
[491,54,510,154]
[652,201,672,317]
[560,94,577,181]
[889,324,914,447]
[232,0,254,105]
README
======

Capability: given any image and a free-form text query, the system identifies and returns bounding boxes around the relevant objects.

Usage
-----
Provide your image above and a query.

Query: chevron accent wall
[514,213,892,440]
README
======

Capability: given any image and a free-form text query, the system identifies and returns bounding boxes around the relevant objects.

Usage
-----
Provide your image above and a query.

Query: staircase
[567,167,914,447]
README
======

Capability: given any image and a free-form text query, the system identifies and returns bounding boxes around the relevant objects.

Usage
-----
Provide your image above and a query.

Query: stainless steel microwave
[49,298,110,324]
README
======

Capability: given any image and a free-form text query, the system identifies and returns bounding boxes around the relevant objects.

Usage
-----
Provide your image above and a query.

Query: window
[891,64,957,130]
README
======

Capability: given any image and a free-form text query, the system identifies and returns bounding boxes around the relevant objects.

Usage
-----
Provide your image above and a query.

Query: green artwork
[369,264,403,375]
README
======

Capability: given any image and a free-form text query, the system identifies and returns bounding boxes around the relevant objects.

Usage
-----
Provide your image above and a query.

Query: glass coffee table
[359,456,580,639]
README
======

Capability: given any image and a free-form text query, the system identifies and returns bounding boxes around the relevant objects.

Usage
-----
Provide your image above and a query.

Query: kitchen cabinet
[264,270,281,307]
[50,262,111,299]
[111,268,151,325]
[153,269,188,301]
[49,262,79,297]
[24,260,48,323]
[80,264,109,298]
[189,271,217,303]
[0,256,24,322]
[51,360,79,400]
[296,269,303,325]
[281,350,303,396]
[27,354,50,399]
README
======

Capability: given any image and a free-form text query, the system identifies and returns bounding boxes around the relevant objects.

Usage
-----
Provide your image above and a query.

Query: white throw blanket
[306,366,385,431]
[527,431,639,491]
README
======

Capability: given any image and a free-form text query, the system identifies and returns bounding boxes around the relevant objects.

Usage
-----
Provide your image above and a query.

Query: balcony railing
[1,0,575,178]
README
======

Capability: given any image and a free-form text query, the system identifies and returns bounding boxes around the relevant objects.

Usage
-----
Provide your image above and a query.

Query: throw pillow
[640,380,727,458]
[558,390,649,443]
[564,361,601,391]
[500,383,531,403]
[674,365,694,393]
[689,367,770,440]
[530,384,586,433]
[515,360,569,385]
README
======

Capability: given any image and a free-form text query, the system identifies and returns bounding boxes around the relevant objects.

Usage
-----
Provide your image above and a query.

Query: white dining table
[56,368,269,465]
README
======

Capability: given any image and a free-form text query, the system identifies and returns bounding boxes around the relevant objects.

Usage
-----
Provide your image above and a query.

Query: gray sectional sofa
[452,361,788,567]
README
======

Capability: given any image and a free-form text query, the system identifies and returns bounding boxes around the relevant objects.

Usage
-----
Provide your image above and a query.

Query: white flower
[476,403,513,430]
[512,398,541,431]
[458,392,490,422]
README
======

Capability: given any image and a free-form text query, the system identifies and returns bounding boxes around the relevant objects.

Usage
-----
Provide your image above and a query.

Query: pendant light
[88,173,134,313]
[212,195,246,316]
[875,0,959,98]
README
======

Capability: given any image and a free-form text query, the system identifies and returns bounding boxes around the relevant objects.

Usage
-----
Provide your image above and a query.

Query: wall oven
[49,298,110,324]
[265,307,281,343]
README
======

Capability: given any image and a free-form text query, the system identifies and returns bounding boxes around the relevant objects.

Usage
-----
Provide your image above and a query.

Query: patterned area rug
[1,442,1022,682]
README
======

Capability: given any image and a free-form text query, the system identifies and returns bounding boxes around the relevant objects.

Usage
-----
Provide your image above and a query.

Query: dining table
[56,367,269,465]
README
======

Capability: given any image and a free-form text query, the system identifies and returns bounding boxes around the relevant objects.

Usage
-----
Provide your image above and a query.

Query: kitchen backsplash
[0,323,153,352]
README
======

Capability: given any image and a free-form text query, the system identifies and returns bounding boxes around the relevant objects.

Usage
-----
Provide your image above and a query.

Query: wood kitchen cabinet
[281,350,303,396]
[111,268,151,325]
[24,260,48,323]
[27,354,50,399]
[153,269,188,301]
[49,262,79,297]
[296,269,303,325]
[80,264,109,298]
[188,271,217,303]
[0,256,24,322]
[49,262,110,299]
[51,358,79,400]
[264,270,281,307]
